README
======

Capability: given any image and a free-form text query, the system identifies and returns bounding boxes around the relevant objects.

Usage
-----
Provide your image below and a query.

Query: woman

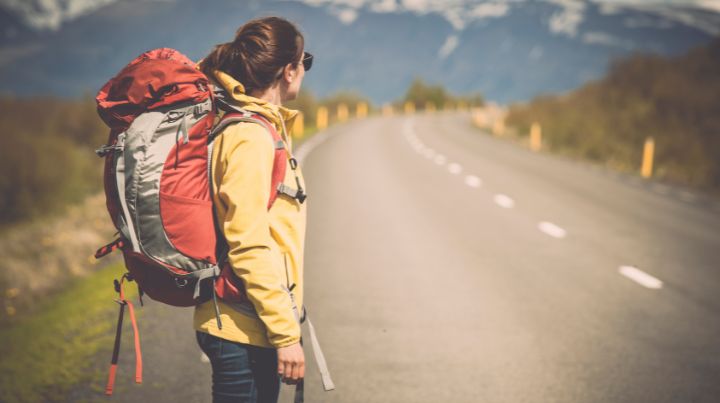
[194,16,313,403]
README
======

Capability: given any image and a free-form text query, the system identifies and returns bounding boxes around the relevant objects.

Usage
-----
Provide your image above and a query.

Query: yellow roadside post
[530,122,542,151]
[316,106,328,130]
[472,109,485,128]
[382,104,393,116]
[404,101,415,114]
[457,101,467,111]
[641,137,655,178]
[356,102,368,119]
[425,102,435,113]
[492,118,505,137]
[292,111,304,139]
[337,103,349,122]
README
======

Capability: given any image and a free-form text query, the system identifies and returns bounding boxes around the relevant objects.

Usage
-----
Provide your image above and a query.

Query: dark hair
[201,16,304,94]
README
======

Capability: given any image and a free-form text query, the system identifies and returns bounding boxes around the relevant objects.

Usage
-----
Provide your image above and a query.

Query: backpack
[93,48,305,395]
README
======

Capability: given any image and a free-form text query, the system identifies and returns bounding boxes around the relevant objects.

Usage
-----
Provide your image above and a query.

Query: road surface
[83,112,720,403]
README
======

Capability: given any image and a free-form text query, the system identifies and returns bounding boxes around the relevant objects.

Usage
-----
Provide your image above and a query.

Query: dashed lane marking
[494,194,515,208]
[619,265,663,289]
[465,175,482,188]
[537,221,566,238]
[448,163,462,175]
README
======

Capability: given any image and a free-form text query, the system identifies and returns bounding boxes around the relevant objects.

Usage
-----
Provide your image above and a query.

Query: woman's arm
[215,122,301,348]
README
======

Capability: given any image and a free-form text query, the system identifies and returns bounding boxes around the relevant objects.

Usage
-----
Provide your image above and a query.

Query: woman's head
[201,16,308,101]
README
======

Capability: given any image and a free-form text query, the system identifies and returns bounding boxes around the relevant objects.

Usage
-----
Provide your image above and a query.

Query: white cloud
[547,0,586,37]
[438,34,459,59]
[370,0,397,12]
[332,7,360,24]
[5,0,720,34]
[469,2,510,18]
[444,8,467,29]
[582,31,635,48]
[0,0,117,30]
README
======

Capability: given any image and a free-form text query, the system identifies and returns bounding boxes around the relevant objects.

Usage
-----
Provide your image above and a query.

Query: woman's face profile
[282,51,306,102]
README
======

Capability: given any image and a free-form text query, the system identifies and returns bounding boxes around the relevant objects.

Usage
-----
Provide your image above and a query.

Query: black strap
[294,379,305,403]
[110,300,126,366]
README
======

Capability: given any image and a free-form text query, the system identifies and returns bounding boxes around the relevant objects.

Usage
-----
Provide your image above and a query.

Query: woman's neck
[252,85,283,107]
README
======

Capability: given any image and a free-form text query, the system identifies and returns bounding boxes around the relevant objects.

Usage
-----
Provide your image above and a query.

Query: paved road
[87,113,720,402]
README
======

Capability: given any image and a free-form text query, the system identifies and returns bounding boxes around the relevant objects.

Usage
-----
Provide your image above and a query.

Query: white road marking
[295,126,333,164]
[465,175,482,188]
[402,119,414,136]
[537,221,566,238]
[494,194,515,208]
[424,148,436,158]
[201,353,210,363]
[434,154,447,165]
[448,163,462,175]
[618,265,663,289]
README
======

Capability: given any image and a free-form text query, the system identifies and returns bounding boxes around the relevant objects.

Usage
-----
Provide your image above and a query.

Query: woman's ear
[283,63,296,83]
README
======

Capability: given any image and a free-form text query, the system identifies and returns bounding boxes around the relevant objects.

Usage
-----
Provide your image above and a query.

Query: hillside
[0,0,718,103]
[506,38,720,190]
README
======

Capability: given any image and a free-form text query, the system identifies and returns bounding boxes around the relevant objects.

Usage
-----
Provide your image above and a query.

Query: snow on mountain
[0,0,718,103]
[0,0,117,30]
[4,0,719,34]
[298,0,720,35]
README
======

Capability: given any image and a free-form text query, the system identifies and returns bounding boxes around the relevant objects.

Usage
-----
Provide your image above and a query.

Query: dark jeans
[196,331,280,403]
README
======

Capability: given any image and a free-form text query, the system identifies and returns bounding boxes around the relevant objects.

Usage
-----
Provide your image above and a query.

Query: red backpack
[94,48,304,395]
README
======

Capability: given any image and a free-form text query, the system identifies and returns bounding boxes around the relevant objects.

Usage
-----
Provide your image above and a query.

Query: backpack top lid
[96,48,210,131]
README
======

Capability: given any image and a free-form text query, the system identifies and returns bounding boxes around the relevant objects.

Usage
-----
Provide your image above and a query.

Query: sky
[2,0,720,31]
[298,0,720,34]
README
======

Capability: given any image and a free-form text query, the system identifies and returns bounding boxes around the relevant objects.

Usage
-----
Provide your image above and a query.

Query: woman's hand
[277,342,305,384]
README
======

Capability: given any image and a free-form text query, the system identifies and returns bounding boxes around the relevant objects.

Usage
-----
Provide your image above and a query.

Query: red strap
[95,238,124,259]
[126,300,143,383]
[105,364,118,395]
[218,112,287,210]
[105,274,143,395]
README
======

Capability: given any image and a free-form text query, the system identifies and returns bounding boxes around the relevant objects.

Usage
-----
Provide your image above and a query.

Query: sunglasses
[302,52,313,71]
[276,52,314,80]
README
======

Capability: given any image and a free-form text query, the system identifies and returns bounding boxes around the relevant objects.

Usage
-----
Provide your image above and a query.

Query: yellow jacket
[194,70,306,348]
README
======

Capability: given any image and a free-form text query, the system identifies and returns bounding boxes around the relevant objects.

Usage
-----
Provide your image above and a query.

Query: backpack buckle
[95,143,124,157]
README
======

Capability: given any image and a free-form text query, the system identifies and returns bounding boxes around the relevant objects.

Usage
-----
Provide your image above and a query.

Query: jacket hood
[210,69,299,135]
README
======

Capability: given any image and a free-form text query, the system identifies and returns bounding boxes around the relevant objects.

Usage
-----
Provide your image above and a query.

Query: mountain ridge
[0,0,717,103]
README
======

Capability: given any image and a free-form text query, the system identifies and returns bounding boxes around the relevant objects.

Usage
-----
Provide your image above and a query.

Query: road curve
[82,113,720,403]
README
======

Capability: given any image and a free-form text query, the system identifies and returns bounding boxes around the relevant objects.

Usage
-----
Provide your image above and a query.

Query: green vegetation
[0,262,136,403]
[401,78,484,109]
[0,96,106,227]
[507,39,720,189]
[0,74,487,229]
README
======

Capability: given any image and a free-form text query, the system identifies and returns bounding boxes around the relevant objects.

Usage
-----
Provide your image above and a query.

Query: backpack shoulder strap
[210,111,287,211]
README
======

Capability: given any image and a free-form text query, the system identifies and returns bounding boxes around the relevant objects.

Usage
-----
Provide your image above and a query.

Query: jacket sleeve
[216,122,300,348]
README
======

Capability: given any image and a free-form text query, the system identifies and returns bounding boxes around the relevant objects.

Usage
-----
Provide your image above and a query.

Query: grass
[0,262,136,403]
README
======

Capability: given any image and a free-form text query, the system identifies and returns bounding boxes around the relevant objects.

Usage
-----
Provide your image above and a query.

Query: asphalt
[80,113,720,403]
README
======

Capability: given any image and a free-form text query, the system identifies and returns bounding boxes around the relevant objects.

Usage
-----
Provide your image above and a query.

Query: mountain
[0,0,718,103]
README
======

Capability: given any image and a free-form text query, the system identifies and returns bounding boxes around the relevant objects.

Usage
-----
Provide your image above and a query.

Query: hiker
[194,17,312,403]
